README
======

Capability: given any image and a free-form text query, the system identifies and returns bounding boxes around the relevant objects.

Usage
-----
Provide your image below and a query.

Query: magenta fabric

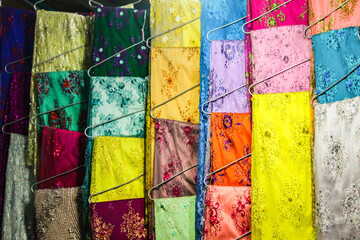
[250,25,310,94]
[247,0,308,31]
[90,198,147,240]
[153,119,199,199]
[38,126,86,189]
[209,40,248,113]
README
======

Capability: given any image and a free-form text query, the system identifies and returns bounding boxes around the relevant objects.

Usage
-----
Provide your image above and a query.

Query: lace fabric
[150,0,201,47]
[251,25,310,94]
[90,136,144,203]
[154,195,196,240]
[251,91,315,239]
[92,7,149,77]
[153,119,199,199]
[204,186,251,240]
[309,0,360,36]
[314,96,360,239]
[209,40,248,113]
[210,113,251,186]
[34,187,84,240]
[2,134,35,240]
[313,27,360,104]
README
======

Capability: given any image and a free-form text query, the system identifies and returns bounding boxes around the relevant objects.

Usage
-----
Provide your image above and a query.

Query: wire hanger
[234,231,252,240]
[2,115,30,135]
[303,0,351,39]
[148,164,197,201]
[248,58,310,96]
[241,0,294,34]
[207,16,246,42]
[4,56,33,74]
[88,0,103,8]
[30,164,85,193]
[88,173,144,203]
[34,0,45,10]
[201,83,247,115]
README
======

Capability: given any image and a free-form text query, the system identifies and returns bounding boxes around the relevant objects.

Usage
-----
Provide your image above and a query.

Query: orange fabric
[210,113,251,186]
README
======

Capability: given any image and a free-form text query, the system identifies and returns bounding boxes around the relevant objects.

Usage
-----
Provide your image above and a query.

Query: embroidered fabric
[314,96,360,239]
[34,187,84,240]
[210,113,251,186]
[154,196,196,240]
[38,127,86,189]
[2,134,35,240]
[309,0,360,36]
[90,136,144,203]
[90,198,147,240]
[92,7,149,77]
[247,0,308,30]
[89,76,148,138]
[209,40,248,113]
[250,25,310,94]
[251,91,315,239]
[204,186,251,240]
[35,71,89,132]
[153,119,199,199]
[150,0,201,47]
[313,27,360,104]
[197,1,247,237]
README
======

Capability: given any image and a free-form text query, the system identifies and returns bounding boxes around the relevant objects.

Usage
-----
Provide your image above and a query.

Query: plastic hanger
[148,164,197,201]
[2,115,29,135]
[207,16,246,42]
[303,0,351,39]
[234,231,252,239]
[241,0,294,34]
[88,173,144,203]
[248,58,310,96]
[34,0,45,10]
[4,56,33,74]
[30,164,85,193]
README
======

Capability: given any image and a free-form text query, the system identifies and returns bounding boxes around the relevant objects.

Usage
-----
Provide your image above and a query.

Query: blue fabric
[313,27,360,104]
[195,1,247,239]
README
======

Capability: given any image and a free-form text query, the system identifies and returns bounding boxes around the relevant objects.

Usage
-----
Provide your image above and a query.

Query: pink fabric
[38,126,86,189]
[247,0,308,31]
[204,186,251,240]
[251,25,310,94]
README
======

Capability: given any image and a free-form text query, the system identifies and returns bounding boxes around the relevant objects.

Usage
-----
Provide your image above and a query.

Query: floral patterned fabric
[252,91,315,239]
[90,198,147,240]
[210,113,251,186]
[150,0,201,47]
[314,96,360,239]
[153,119,199,199]
[250,25,310,94]
[209,40,248,113]
[204,186,251,240]
[247,0,308,30]
[313,27,360,104]
[92,7,149,77]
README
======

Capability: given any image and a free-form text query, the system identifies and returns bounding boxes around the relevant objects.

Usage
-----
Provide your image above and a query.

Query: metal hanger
[88,173,144,203]
[241,0,294,34]
[34,0,45,10]
[203,153,251,187]
[2,116,30,135]
[303,0,351,39]
[248,58,310,96]
[31,164,85,193]
[4,56,33,74]
[150,84,200,119]
[234,231,252,239]
[148,164,197,201]
[23,0,35,8]
[88,0,103,8]
[201,83,247,115]
[207,16,246,42]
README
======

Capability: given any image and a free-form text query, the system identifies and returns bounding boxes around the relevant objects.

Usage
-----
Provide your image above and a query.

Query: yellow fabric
[251,91,315,239]
[90,136,144,203]
[150,0,201,47]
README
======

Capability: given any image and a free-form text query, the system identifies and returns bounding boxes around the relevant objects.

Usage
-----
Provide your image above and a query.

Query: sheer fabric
[153,119,198,199]
[313,27,360,104]
[250,25,310,94]
[314,96,360,239]
[90,136,144,203]
[252,91,315,239]
[150,0,201,47]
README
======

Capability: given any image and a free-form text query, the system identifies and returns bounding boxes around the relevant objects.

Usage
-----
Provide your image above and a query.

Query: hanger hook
[34,0,45,10]
[88,0,103,8]
[4,56,33,75]
[1,115,30,135]
[207,16,246,42]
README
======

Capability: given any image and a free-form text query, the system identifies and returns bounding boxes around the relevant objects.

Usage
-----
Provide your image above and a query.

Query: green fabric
[154,196,196,240]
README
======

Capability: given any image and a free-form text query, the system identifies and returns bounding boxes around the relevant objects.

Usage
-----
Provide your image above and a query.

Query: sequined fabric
[34,187,84,240]
[92,7,149,77]
[153,119,198,199]
[251,92,315,239]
